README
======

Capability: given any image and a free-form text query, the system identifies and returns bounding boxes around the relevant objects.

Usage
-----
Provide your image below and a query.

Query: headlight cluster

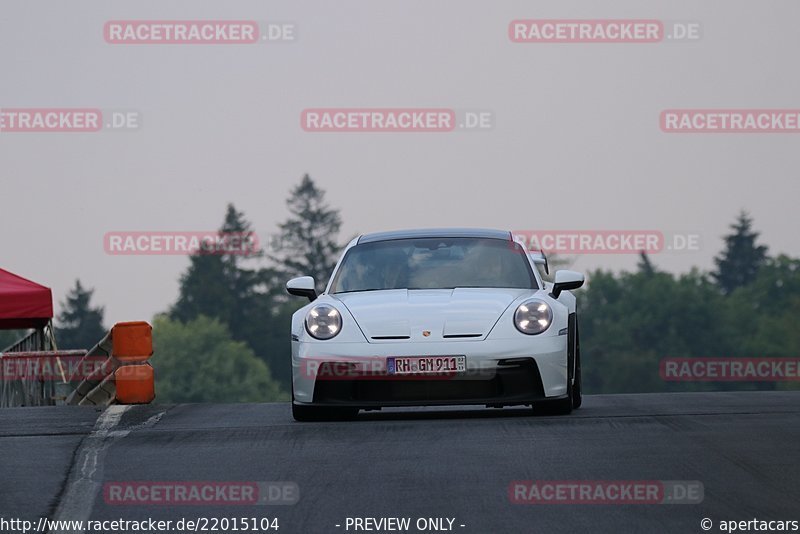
[305,304,342,340]
[514,299,552,335]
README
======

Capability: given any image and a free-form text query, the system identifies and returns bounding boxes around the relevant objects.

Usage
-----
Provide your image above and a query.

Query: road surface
[2,392,799,533]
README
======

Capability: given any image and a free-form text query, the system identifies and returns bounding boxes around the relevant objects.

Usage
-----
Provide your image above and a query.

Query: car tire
[291,380,359,421]
[533,390,573,415]
[532,313,578,416]
[292,403,359,422]
[572,320,583,409]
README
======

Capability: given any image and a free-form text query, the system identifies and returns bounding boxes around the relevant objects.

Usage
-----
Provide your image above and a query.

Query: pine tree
[712,211,768,294]
[272,174,343,292]
[170,252,234,325]
[169,204,290,386]
[55,280,107,349]
[171,204,268,326]
[637,252,656,277]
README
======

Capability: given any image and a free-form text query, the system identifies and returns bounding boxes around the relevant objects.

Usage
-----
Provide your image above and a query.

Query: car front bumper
[291,335,568,408]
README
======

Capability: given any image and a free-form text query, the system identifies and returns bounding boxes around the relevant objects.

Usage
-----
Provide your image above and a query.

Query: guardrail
[65,321,155,406]
[0,321,155,408]
[0,350,85,407]
[1,322,56,353]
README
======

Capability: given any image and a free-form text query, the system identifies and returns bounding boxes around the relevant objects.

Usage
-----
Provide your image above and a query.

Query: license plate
[387,356,466,375]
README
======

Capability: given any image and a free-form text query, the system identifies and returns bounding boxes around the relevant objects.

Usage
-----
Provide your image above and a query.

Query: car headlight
[305,304,342,340]
[514,299,552,335]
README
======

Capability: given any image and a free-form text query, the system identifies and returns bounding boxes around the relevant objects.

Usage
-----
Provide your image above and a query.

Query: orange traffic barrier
[112,321,153,362]
[66,321,156,406]
[115,363,155,404]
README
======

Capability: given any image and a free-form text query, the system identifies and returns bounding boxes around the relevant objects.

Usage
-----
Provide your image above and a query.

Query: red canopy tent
[0,268,53,329]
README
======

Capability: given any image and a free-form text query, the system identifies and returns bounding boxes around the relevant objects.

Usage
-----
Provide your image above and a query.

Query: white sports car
[286,228,584,421]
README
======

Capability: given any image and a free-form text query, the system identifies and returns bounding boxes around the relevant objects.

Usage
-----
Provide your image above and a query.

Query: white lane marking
[48,405,131,534]
[94,405,129,433]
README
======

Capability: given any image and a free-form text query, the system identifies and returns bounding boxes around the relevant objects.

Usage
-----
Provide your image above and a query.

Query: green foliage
[637,251,655,277]
[580,268,729,393]
[271,174,343,292]
[712,211,768,294]
[0,329,29,351]
[152,315,287,403]
[55,280,107,350]
[169,204,293,389]
[48,203,792,401]
[166,178,345,399]
[580,231,800,394]
[171,204,275,327]
[723,256,800,363]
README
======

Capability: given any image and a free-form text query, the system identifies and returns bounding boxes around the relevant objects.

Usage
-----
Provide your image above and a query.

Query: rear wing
[528,251,549,275]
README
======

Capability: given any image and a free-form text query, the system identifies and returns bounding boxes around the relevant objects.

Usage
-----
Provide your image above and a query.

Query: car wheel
[291,380,359,421]
[533,388,573,415]
[532,313,577,416]
[292,403,358,421]
[572,320,582,409]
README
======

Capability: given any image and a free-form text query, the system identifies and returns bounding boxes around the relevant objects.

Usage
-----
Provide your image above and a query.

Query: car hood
[333,288,530,342]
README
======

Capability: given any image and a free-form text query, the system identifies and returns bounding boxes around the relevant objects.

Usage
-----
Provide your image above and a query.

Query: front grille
[312,358,545,406]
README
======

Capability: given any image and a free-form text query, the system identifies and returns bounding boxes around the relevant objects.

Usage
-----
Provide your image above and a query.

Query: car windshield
[330,237,537,293]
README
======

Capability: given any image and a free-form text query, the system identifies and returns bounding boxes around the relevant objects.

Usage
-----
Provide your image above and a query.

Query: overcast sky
[2,1,799,325]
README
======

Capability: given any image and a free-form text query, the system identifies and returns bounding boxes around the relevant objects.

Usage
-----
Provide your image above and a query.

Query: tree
[170,204,293,389]
[171,204,271,326]
[637,251,656,277]
[272,174,343,292]
[55,280,106,349]
[0,329,29,351]
[722,255,800,363]
[579,267,729,394]
[152,315,286,403]
[170,251,235,325]
[169,203,278,337]
[712,211,768,294]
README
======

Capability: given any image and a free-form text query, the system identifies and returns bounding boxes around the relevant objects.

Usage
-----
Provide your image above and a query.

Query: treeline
[41,174,339,402]
[580,214,800,393]
[42,178,799,400]
[156,174,341,402]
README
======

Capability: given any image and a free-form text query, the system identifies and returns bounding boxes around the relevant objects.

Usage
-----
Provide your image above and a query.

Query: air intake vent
[442,334,482,339]
[371,335,411,340]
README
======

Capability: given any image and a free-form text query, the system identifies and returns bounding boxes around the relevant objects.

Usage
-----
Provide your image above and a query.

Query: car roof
[358,228,512,244]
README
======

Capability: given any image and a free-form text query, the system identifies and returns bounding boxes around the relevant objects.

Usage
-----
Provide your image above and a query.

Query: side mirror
[286,276,317,301]
[550,270,584,299]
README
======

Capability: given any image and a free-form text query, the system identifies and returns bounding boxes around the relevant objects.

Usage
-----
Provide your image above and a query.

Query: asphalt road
[2,392,799,534]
